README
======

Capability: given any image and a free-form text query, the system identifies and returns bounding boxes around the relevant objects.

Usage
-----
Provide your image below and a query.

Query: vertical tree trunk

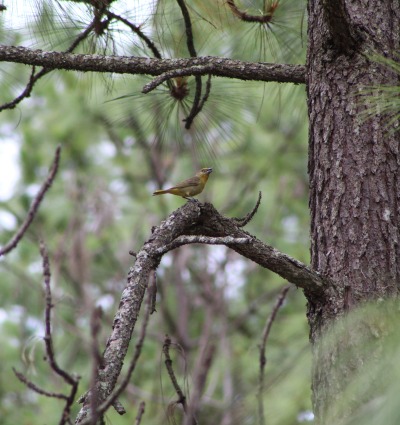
[306,0,400,422]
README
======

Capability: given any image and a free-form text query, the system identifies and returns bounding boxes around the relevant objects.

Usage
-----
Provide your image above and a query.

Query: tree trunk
[306,0,400,423]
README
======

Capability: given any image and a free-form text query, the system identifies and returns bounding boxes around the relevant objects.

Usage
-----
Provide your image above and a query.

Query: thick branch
[0,45,306,84]
[189,203,326,296]
[75,204,204,423]
[75,200,326,423]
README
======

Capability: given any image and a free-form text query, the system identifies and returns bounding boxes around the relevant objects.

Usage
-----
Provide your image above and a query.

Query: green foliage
[316,300,400,425]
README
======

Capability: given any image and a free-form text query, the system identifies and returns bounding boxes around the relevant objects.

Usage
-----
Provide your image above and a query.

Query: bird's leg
[184,197,199,203]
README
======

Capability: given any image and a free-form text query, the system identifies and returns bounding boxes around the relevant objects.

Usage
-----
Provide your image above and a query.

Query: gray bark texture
[0,45,306,84]
[75,200,325,423]
[307,0,400,422]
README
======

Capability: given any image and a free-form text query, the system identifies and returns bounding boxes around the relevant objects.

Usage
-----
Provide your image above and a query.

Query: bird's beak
[205,168,213,174]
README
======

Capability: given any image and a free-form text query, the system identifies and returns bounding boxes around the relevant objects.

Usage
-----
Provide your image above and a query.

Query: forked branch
[75,197,327,423]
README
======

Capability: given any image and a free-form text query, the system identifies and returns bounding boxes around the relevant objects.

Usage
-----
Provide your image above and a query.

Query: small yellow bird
[153,168,213,200]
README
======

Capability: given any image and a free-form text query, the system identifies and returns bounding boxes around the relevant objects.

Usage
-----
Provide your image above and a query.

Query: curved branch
[75,200,327,423]
[233,191,262,227]
[0,45,306,84]
[142,65,213,93]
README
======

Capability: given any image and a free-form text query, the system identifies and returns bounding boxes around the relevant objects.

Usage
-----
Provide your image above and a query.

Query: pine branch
[0,45,306,84]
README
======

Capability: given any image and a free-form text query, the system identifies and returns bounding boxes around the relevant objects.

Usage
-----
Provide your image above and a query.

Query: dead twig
[233,191,262,227]
[13,368,68,400]
[0,146,61,257]
[227,0,278,24]
[175,0,204,129]
[135,401,146,425]
[142,65,214,94]
[40,241,80,425]
[106,12,162,59]
[258,285,290,425]
[163,335,188,414]
[14,241,80,425]
[0,21,96,111]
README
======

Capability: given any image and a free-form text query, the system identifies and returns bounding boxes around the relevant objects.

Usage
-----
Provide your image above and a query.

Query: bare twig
[258,285,290,425]
[13,242,80,424]
[163,335,188,413]
[233,191,262,227]
[0,22,96,111]
[78,272,153,424]
[13,368,68,400]
[135,401,146,425]
[142,65,214,93]
[174,0,203,129]
[40,241,80,425]
[176,0,197,57]
[227,0,278,24]
[106,12,162,59]
[0,146,61,257]
[194,74,212,118]
[0,66,39,111]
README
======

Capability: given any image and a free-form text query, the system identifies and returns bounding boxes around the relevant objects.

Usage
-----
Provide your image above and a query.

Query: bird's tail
[153,189,170,196]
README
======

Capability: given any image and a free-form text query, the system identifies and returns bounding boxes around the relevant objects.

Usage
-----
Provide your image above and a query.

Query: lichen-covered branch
[75,200,327,423]
[0,45,306,84]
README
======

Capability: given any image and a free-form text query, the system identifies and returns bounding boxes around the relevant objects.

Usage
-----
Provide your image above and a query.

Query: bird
[153,168,213,200]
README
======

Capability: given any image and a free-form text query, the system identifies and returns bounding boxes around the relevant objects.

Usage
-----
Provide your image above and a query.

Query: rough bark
[307,0,400,422]
[75,200,325,423]
[0,45,306,84]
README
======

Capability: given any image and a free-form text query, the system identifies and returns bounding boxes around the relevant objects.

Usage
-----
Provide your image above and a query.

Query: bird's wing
[171,176,200,189]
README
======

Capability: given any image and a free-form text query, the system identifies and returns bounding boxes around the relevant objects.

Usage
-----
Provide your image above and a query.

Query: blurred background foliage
[0,0,314,424]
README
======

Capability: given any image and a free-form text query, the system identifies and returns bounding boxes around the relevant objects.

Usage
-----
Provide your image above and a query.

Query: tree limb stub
[75,200,326,423]
[0,45,306,85]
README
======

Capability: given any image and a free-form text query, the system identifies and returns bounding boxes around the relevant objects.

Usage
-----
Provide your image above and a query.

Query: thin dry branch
[175,0,204,128]
[227,0,278,24]
[0,22,96,112]
[142,65,214,93]
[258,285,290,425]
[0,146,61,257]
[233,191,262,227]
[135,401,146,425]
[40,241,80,425]
[14,242,80,424]
[0,45,306,84]
[105,12,162,59]
[163,335,188,414]
[13,368,68,400]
